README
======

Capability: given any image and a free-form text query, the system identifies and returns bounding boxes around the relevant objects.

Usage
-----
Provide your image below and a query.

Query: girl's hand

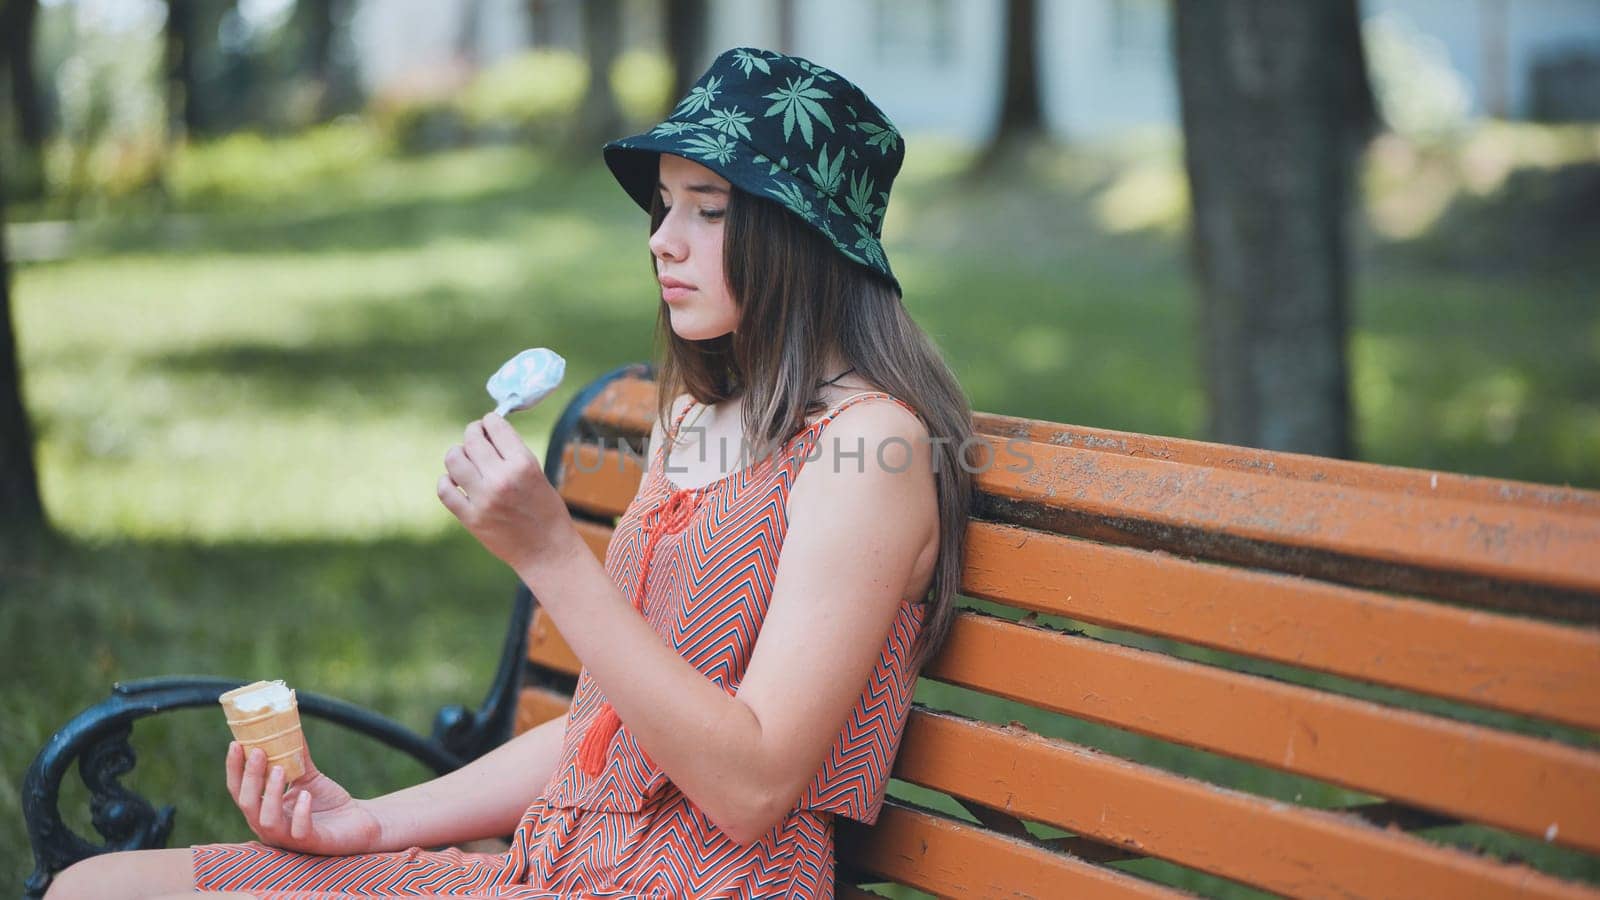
[437,413,578,573]
[227,741,383,856]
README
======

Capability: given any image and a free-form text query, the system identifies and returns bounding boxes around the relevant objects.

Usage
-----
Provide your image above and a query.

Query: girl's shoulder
[796,391,932,484]
[808,385,925,432]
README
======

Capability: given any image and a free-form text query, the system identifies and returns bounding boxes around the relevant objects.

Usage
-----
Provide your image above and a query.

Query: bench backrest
[524,365,1600,899]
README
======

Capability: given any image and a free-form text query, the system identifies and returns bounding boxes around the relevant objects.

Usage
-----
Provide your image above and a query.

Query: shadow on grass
[137,280,655,420]
[79,157,633,261]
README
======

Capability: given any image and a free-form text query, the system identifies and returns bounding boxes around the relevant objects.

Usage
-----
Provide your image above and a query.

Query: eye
[700,208,725,221]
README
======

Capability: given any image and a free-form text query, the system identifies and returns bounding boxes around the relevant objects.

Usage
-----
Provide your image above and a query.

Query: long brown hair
[646,182,976,673]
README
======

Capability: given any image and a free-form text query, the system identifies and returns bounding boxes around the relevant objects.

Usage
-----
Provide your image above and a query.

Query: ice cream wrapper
[487,348,566,416]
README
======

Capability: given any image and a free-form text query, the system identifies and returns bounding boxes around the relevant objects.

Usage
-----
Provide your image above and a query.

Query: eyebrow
[657,180,729,197]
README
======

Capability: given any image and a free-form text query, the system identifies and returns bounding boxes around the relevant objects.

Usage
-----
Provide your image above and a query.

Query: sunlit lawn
[4,123,1598,896]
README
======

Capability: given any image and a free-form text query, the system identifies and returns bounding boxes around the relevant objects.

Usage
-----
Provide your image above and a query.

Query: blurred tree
[164,0,203,137]
[571,0,623,153]
[164,0,237,138]
[297,0,337,77]
[1,0,46,200]
[290,0,360,121]
[1,0,44,153]
[665,0,707,107]
[0,168,46,534]
[1175,1,1376,456]
[971,0,1044,177]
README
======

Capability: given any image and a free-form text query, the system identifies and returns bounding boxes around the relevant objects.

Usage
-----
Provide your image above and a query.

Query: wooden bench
[24,362,1600,899]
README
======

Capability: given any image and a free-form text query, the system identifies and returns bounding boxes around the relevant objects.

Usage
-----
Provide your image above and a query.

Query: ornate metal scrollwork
[22,678,464,899]
[81,723,176,853]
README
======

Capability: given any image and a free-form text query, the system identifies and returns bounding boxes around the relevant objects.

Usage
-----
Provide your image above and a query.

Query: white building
[350,0,1600,141]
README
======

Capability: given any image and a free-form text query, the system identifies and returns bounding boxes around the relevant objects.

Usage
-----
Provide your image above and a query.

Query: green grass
[5,123,1598,896]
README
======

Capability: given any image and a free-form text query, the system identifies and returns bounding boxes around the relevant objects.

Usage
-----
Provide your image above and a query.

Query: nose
[649,208,686,264]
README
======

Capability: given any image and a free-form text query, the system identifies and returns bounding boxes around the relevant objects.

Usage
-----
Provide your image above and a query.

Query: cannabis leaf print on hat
[601,47,907,296]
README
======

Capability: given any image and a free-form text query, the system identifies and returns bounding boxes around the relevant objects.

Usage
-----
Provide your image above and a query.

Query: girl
[46,46,975,900]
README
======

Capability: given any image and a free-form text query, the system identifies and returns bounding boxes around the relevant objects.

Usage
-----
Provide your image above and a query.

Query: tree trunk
[1332,0,1380,143]
[293,0,336,117]
[164,0,202,139]
[300,0,335,79]
[0,166,47,535]
[970,0,1044,177]
[526,0,554,48]
[2,0,44,151]
[291,0,359,121]
[1175,0,1371,457]
[665,0,708,109]
[571,0,624,152]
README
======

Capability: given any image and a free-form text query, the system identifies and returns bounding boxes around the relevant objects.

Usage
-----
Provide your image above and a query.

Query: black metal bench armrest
[20,676,475,899]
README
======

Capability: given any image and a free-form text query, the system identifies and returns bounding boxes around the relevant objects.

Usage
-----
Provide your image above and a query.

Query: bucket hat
[602,47,906,296]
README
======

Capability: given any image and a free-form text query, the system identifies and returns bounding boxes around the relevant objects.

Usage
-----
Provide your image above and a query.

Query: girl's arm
[511,401,936,846]
[362,711,566,851]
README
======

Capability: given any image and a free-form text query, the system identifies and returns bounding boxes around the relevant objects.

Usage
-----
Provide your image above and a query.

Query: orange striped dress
[192,390,928,899]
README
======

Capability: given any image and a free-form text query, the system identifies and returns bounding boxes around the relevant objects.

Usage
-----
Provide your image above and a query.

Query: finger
[437,473,468,517]
[443,444,481,492]
[258,765,286,830]
[290,789,311,841]
[237,746,266,819]
[226,741,243,798]
[482,412,535,464]
[464,419,505,465]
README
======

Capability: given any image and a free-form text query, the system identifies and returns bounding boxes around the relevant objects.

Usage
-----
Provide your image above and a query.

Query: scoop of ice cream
[487,348,566,416]
[229,679,295,713]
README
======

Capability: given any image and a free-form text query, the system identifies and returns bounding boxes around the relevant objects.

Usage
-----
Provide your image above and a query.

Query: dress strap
[817,390,921,426]
[669,397,701,439]
[656,397,704,469]
[787,391,923,478]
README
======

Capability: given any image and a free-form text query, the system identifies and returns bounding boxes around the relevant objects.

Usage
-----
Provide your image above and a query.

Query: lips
[659,275,695,302]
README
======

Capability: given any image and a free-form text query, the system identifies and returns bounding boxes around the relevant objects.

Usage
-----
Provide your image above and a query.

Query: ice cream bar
[487,348,566,416]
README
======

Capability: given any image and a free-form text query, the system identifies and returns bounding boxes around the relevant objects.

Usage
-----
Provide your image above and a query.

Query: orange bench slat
[892,709,1599,900]
[579,376,659,437]
[515,686,571,734]
[555,443,645,518]
[924,611,1600,854]
[971,411,1600,519]
[573,518,614,563]
[973,439,1600,603]
[837,800,1185,899]
[963,521,1600,732]
[527,606,582,677]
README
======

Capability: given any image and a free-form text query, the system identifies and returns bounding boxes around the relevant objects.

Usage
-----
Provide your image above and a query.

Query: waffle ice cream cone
[220,680,306,784]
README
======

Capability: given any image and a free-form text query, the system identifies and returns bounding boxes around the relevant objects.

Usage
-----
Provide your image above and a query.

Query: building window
[1110,0,1168,65]
[872,0,956,66]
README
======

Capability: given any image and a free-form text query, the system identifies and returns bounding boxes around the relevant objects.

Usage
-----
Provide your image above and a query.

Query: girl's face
[651,153,740,341]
